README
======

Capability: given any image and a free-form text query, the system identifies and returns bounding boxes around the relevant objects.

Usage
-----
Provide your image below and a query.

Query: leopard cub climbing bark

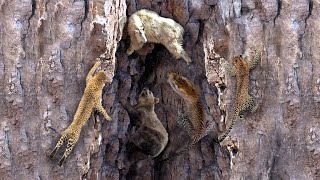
[159,73,205,163]
[216,45,262,143]
[49,60,112,166]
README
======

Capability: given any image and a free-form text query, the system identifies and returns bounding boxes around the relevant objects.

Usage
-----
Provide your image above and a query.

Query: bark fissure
[273,0,282,26]
[304,0,313,31]
[79,0,89,37]
[28,0,36,29]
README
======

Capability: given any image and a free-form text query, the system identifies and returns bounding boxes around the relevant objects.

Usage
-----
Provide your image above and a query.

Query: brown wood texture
[0,0,319,180]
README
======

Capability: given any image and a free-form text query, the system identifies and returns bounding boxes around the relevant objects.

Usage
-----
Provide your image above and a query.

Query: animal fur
[121,88,168,164]
[216,45,262,143]
[127,9,192,64]
[49,60,112,166]
[160,72,205,163]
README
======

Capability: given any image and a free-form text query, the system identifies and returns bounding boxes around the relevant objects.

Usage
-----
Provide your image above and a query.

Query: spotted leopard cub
[216,45,262,143]
[49,60,112,166]
[159,72,205,163]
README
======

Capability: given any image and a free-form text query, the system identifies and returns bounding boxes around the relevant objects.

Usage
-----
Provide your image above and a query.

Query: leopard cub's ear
[155,98,160,104]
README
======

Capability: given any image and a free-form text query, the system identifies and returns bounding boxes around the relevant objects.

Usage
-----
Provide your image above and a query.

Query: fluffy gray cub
[127,9,192,64]
[121,88,168,164]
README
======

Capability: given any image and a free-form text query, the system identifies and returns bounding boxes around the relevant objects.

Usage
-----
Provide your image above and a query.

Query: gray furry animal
[127,9,192,64]
[121,88,168,163]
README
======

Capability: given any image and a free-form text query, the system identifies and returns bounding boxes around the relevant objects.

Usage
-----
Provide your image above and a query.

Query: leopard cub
[49,60,112,166]
[216,45,262,143]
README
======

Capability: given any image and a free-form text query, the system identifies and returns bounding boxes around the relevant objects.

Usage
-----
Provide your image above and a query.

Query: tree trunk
[0,0,319,180]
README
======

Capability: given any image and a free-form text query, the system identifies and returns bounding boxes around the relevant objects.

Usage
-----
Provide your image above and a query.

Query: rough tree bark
[205,0,320,179]
[0,0,319,180]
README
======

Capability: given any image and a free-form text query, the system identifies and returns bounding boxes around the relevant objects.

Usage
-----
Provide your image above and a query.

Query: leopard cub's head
[231,55,244,66]
[167,72,197,100]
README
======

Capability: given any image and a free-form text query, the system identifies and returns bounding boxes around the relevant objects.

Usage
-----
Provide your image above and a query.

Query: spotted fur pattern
[177,110,194,138]
[216,46,262,143]
[49,60,112,166]
[160,73,205,163]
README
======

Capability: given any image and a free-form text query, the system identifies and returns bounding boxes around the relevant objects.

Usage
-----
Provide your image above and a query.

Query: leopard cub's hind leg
[245,95,258,113]
[222,62,236,76]
[239,95,258,119]
[58,134,79,166]
[250,98,259,113]
[49,134,67,159]
[177,109,194,138]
